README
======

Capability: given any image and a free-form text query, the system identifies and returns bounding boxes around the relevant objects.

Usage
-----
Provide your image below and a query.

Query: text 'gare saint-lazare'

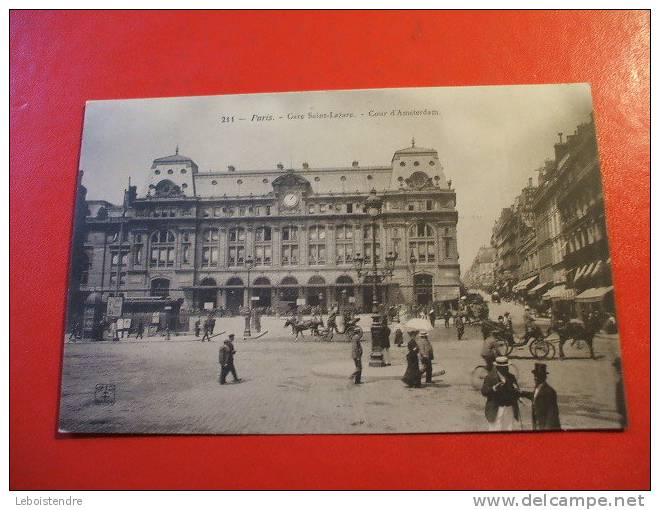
[71,140,460,319]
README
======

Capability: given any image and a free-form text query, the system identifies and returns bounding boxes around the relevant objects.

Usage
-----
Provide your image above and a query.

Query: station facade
[75,142,460,316]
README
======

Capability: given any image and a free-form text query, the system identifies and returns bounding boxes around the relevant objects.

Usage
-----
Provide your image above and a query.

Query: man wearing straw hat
[416,331,434,384]
[481,356,521,431]
[520,363,561,430]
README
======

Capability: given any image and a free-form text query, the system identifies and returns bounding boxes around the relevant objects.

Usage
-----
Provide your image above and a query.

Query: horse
[283,316,324,340]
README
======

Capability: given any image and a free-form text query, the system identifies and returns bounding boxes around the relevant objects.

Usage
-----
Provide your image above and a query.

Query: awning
[581,262,597,280]
[575,286,614,303]
[528,281,552,295]
[512,275,539,292]
[542,284,576,301]
[573,265,586,282]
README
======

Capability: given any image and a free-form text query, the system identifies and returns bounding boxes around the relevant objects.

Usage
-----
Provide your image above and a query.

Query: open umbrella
[404,317,434,332]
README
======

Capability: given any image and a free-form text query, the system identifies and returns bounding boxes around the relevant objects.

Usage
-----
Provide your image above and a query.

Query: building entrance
[413,274,433,306]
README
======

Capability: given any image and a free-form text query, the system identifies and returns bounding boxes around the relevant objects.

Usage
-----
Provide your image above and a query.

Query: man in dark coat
[428,308,436,328]
[520,363,561,430]
[481,356,521,431]
[219,334,241,384]
[443,308,452,328]
[455,315,465,340]
[350,333,363,384]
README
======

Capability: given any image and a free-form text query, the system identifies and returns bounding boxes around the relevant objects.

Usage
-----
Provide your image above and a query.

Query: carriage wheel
[529,339,552,360]
[470,366,489,390]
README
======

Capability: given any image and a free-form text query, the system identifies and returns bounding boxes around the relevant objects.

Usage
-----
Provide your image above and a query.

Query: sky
[79,84,595,273]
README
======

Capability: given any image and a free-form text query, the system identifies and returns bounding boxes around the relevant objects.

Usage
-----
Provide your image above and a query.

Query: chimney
[352,161,359,167]
[277,163,284,170]
[528,177,533,188]
[228,165,235,172]
[302,162,309,169]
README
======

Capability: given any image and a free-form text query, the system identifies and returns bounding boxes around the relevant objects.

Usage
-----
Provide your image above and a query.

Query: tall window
[335,224,354,265]
[181,231,191,264]
[281,226,299,266]
[255,226,272,266]
[110,248,128,286]
[202,228,219,267]
[409,222,435,263]
[133,232,143,265]
[442,226,453,260]
[362,224,381,263]
[150,230,175,268]
[228,227,246,266]
[308,226,326,265]
[390,227,401,258]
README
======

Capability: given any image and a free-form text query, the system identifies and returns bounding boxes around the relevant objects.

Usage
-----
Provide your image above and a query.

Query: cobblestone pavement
[59,308,624,434]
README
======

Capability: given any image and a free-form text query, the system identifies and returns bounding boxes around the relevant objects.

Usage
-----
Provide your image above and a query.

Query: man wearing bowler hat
[481,356,521,431]
[521,363,561,430]
[219,334,241,384]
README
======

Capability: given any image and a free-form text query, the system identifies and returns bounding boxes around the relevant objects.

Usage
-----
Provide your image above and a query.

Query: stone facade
[73,142,460,317]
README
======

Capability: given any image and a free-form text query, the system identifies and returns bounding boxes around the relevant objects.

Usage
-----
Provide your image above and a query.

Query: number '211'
[220,116,235,123]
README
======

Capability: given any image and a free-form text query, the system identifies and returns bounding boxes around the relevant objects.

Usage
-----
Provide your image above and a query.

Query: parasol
[404,318,434,332]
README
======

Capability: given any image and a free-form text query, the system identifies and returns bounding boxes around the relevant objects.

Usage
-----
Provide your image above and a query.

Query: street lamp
[243,254,255,338]
[353,189,400,368]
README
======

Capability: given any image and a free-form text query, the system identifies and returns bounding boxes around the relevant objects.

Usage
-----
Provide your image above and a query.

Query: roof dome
[151,146,194,167]
[393,139,437,158]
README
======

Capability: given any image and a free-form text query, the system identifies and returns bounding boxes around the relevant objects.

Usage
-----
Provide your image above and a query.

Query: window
[390,227,401,258]
[408,203,415,211]
[308,226,326,265]
[308,204,316,214]
[335,225,354,264]
[255,227,272,266]
[426,200,433,211]
[363,224,381,263]
[266,206,271,216]
[319,204,327,213]
[133,233,144,265]
[409,222,435,263]
[150,230,175,268]
[346,203,353,214]
[228,227,246,266]
[281,226,299,265]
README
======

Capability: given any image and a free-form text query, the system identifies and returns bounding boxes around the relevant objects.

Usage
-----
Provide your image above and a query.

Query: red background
[10,10,650,490]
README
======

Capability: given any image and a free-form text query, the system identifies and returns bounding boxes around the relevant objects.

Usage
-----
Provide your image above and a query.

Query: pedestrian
[402,339,422,388]
[135,319,144,340]
[201,317,211,342]
[416,331,434,384]
[253,308,262,334]
[209,314,216,336]
[520,363,561,430]
[455,314,465,340]
[194,318,201,338]
[350,331,363,384]
[428,308,436,328]
[382,318,391,366]
[394,324,404,347]
[219,334,241,384]
[481,356,522,431]
[444,308,452,328]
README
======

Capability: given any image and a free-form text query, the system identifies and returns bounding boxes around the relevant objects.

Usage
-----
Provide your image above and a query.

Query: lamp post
[244,254,255,338]
[353,189,398,367]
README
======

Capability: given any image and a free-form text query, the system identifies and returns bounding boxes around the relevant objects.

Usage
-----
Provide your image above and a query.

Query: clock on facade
[282,193,299,208]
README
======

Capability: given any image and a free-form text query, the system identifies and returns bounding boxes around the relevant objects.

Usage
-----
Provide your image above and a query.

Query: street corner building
[68,142,460,332]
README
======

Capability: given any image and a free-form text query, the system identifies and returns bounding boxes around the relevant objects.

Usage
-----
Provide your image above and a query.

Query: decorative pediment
[152,179,185,198]
[271,170,312,193]
[404,171,435,190]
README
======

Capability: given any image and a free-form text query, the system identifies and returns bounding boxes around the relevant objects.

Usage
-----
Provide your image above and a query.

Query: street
[59,302,624,434]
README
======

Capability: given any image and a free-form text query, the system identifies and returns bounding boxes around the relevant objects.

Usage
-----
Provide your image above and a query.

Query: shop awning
[528,281,552,295]
[542,284,576,301]
[575,286,614,303]
[512,275,539,292]
[581,262,597,280]
[573,265,587,282]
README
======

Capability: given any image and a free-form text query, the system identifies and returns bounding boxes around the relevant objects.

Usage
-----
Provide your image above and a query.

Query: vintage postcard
[59,85,626,434]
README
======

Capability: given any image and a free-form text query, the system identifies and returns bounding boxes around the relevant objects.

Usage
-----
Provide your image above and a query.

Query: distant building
[463,246,496,290]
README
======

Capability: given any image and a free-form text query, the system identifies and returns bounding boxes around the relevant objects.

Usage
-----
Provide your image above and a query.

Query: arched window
[335,224,355,264]
[228,227,246,266]
[202,228,219,267]
[281,226,299,266]
[308,225,326,265]
[150,278,170,298]
[150,230,175,268]
[409,222,436,263]
[255,226,272,266]
[362,224,381,263]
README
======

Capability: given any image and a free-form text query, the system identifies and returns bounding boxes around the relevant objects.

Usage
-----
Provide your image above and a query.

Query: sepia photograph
[59,84,626,435]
